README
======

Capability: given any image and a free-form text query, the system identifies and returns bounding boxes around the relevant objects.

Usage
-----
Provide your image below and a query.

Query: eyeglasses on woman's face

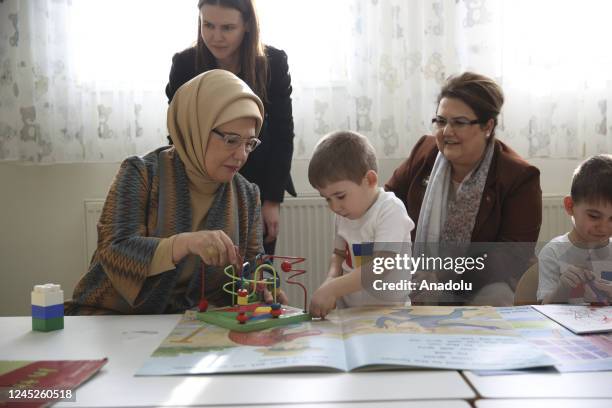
[431,116,483,132]
[211,129,261,153]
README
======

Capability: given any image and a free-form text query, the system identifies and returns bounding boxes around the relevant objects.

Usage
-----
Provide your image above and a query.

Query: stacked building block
[31,284,64,332]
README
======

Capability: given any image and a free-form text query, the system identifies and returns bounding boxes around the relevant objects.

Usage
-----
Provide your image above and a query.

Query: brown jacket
[385,136,542,291]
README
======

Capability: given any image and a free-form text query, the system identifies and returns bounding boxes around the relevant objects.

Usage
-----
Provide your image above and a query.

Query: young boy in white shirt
[537,154,612,304]
[308,131,415,317]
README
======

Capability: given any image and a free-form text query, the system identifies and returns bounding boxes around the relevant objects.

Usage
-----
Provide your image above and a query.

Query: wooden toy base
[197,303,311,332]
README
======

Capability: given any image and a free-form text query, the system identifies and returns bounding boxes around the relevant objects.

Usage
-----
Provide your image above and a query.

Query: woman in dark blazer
[386,72,542,306]
[166,0,296,255]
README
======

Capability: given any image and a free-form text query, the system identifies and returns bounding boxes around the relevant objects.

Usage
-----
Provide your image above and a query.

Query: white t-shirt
[537,233,612,302]
[334,188,415,307]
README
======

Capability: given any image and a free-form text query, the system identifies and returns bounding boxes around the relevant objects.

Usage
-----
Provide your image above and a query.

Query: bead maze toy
[197,254,311,332]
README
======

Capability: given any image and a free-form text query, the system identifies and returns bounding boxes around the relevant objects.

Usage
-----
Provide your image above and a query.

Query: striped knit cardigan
[66,146,263,315]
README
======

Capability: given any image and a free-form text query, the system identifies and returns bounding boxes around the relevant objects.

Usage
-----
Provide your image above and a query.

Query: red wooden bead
[198,299,209,312]
[236,312,248,324]
[238,289,248,297]
[281,261,292,272]
[271,309,282,318]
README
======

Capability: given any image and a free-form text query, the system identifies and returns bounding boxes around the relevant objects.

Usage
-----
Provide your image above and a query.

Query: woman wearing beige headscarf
[66,70,285,315]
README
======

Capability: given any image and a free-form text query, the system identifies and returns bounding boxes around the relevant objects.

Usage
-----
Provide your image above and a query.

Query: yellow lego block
[253,306,271,315]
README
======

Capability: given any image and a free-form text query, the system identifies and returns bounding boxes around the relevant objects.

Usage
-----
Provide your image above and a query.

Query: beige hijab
[167,69,264,228]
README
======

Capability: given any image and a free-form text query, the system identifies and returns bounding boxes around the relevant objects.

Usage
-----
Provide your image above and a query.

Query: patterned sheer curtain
[0,0,193,162]
[1,0,611,163]
[260,0,612,160]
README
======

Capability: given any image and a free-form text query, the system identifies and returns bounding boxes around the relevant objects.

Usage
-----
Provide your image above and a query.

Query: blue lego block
[32,303,64,319]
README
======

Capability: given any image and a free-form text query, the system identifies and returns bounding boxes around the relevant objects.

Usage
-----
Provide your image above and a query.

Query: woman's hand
[262,201,281,244]
[173,230,238,266]
[262,287,289,305]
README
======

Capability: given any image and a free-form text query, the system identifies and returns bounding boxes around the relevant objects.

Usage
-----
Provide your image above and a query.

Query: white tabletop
[464,370,612,399]
[475,399,612,408]
[0,315,475,407]
[177,402,472,408]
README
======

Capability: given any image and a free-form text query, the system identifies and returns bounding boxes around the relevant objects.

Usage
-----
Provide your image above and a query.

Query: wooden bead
[236,312,248,324]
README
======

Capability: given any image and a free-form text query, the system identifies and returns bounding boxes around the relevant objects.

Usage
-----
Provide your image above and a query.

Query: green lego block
[197,303,311,332]
[32,317,64,332]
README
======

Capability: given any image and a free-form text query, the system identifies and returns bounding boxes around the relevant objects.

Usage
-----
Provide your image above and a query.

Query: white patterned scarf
[415,141,495,250]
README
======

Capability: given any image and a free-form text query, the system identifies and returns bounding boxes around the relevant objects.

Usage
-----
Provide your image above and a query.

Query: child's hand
[559,265,595,288]
[585,279,612,305]
[309,284,337,319]
[593,279,612,297]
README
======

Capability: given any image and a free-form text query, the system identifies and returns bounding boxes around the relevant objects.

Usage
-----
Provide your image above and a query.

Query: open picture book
[532,305,612,334]
[137,306,554,375]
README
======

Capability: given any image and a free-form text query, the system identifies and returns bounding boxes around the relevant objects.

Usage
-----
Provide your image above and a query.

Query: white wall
[0,162,118,316]
[0,157,580,315]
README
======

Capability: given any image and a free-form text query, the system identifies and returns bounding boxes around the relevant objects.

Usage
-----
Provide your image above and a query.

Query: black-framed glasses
[431,117,482,131]
[211,129,261,153]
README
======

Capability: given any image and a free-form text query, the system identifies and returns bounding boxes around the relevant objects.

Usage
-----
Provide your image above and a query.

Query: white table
[464,370,612,399]
[0,315,475,407]
[475,399,612,408]
[183,403,472,408]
